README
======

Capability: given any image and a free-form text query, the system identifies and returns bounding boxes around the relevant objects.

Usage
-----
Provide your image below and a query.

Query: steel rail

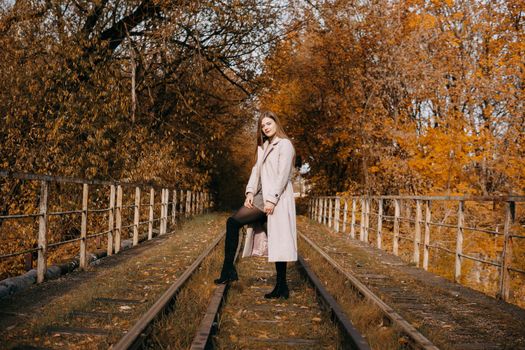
[111,231,226,350]
[189,231,243,350]
[0,247,40,259]
[315,195,525,202]
[189,284,227,350]
[89,208,111,213]
[0,213,42,219]
[297,255,371,350]
[427,243,456,255]
[48,237,83,248]
[299,233,439,350]
[48,209,83,216]
[0,169,191,191]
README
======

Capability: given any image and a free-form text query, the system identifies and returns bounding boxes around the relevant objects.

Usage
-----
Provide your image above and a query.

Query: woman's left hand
[264,201,275,215]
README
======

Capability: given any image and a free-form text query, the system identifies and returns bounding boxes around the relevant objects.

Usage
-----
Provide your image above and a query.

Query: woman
[214,111,297,300]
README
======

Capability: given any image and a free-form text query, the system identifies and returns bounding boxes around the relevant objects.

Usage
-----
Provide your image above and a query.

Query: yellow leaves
[405,13,437,31]
[430,0,454,7]
[369,166,380,173]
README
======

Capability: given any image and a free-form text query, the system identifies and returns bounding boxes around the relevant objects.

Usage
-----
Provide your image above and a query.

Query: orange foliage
[259,0,525,197]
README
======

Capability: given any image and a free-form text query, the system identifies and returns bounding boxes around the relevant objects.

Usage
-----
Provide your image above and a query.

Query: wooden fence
[0,171,211,283]
[308,195,525,304]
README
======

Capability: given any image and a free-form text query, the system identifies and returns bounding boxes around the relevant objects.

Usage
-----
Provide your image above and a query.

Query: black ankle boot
[214,266,238,284]
[264,282,289,299]
[265,261,289,299]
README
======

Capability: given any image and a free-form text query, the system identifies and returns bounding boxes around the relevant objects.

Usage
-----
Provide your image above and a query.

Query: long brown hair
[253,111,290,163]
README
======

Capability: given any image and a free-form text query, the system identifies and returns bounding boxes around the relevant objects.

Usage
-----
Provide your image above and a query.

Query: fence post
[455,200,465,283]
[393,199,400,256]
[80,183,88,270]
[328,198,333,228]
[160,189,166,235]
[115,185,123,253]
[172,189,177,225]
[320,198,324,224]
[148,188,154,240]
[179,190,184,217]
[350,198,356,239]
[195,191,198,215]
[107,185,115,256]
[192,190,196,216]
[37,180,49,283]
[360,198,365,241]
[318,198,322,223]
[322,198,327,225]
[192,191,197,216]
[423,200,431,270]
[414,199,422,267]
[405,201,411,234]
[164,189,169,232]
[342,198,348,234]
[365,198,370,242]
[498,201,515,301]
[377,198,383,249]
[189,190,193,217]
[186,190,191,218]
[335,197,340,233]
[133,187,140,246]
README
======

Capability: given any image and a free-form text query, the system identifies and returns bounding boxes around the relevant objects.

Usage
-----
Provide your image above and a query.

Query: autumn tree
[0,0,290,208]
[260,0,525,196]
[0,0,292,277]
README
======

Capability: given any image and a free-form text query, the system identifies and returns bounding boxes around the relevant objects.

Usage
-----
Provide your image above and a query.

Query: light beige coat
[242,136,297,262]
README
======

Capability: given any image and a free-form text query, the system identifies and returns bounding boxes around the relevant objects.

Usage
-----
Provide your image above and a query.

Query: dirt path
[298,216,525,350]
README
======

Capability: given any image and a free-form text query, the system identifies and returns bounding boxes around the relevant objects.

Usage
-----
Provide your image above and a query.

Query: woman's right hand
[244,193,254,208]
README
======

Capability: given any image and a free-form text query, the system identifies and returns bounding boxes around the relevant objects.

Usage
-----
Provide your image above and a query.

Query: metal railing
[308,195,525,303]
[0,170,212,283]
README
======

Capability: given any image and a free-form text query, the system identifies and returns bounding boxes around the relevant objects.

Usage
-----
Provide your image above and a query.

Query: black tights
[222,206,288,287]
[222,206,267,270]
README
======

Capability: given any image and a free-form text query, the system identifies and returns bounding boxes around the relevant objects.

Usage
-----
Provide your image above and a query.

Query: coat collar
[262,136,281,163]
[270,136,281,145]
[262,136,281,148]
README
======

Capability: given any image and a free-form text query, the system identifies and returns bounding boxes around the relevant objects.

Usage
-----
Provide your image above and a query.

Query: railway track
[119,234,372,349]
[298,213,525,350]
[4,214,445,350]
[1,214,226,350]
[300,232,438,350]
[189,253,371,350]
[111,233,226,349]
[96,233,431,349]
